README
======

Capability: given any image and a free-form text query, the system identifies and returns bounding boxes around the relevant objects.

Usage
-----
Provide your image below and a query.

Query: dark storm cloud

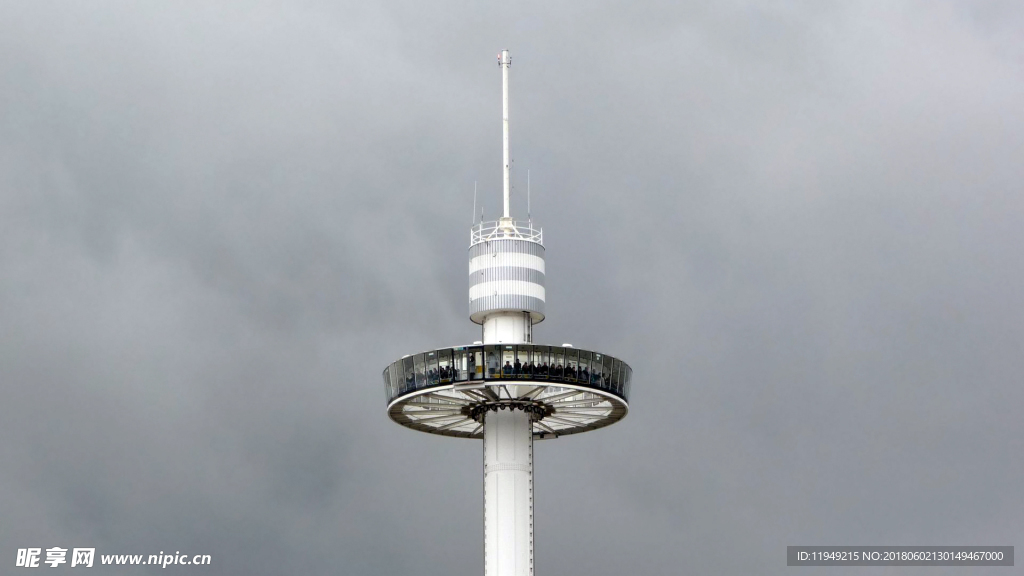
[2,1,1021,574]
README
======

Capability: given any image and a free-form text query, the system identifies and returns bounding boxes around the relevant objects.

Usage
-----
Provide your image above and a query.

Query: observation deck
[383,344,632,439]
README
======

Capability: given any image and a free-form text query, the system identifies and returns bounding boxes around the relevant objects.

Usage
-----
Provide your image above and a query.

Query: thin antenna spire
[527,170,531,221]
[500,49,511,219]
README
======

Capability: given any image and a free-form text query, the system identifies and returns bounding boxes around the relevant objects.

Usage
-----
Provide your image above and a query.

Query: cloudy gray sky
[2,1,1022,574]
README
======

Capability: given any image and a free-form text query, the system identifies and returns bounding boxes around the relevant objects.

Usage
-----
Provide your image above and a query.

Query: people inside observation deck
[437,365,453,381]
[387,350,628,400]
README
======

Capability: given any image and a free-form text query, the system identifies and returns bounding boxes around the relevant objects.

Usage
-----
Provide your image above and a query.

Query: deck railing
[470,220,543,246]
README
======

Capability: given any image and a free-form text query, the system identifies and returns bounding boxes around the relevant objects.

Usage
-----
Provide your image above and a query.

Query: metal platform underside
[387,382,628,439]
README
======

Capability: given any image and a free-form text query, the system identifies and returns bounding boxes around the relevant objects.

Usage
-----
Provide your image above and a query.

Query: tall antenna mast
[500,49,511,219]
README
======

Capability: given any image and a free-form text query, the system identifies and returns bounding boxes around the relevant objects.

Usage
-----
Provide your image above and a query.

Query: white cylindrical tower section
[469,237,546,341]
[482,312,533,345]
[484,407,533,576]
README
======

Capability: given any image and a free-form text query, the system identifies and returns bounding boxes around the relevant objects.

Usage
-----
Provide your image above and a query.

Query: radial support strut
[483,407,533,576]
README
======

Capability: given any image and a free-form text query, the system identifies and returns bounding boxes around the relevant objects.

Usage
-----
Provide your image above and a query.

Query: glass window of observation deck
[610,359,621,394]
[382,367,391,402]
[437,349,453,383]
[388,363,398,398]
[414,354,426,389]
[564,348,578,381]
[426,351,439,385]
[500,346,515,378]
[549,347,563,379]
[485,346,500,378]
[401,356,414,393]
[531,346,548,379]
[577,351,591,384]
[593,353,604,386]
[471,348,483,380]
[515,346,530,378]
[452,348,468,382]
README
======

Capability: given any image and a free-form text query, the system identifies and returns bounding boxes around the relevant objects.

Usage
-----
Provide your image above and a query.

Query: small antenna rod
[500,49,511,219]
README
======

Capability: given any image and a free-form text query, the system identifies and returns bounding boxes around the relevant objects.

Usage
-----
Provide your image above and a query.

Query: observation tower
[382,50,633,576]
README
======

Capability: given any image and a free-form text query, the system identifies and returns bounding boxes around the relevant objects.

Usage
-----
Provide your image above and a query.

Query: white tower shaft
[482,310,533,576]
[501,49,511,219]
[484,408,533,576]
